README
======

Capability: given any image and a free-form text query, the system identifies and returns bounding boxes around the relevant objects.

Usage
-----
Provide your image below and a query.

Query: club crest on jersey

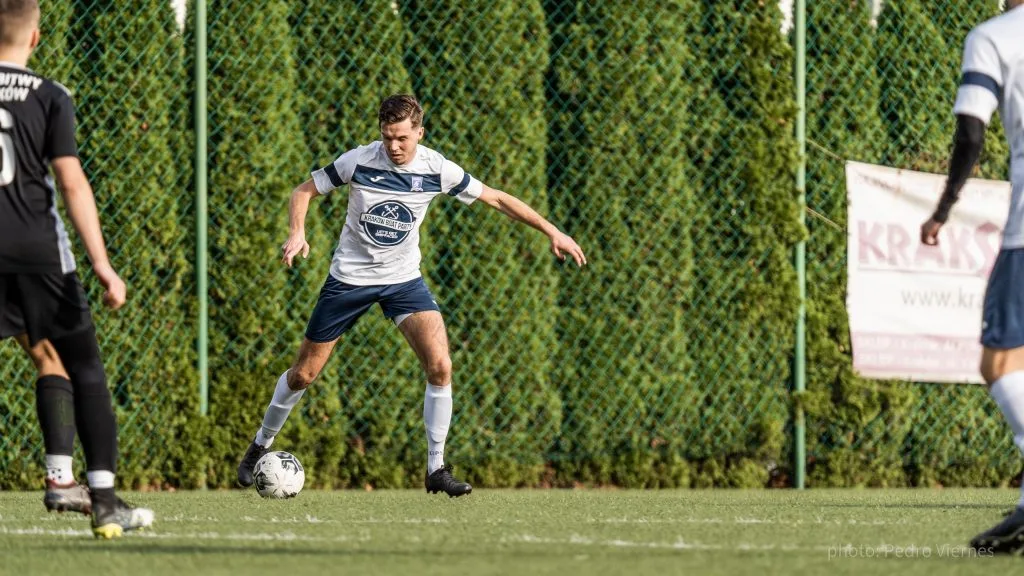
[411,176,424,192]
[360,201,415,246]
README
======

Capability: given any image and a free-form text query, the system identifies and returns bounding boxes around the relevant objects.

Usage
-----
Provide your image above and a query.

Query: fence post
[793,0,807,490]
[195,0,209,416]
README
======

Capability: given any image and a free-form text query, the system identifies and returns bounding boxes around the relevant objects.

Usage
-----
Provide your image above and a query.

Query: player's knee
[22,340,68,377]
[424,356,452,386]
[51,330,107,392]
[981,349,1012,386]
[33,356,68,379]
[287,367,317,391]
[981,358,997,386]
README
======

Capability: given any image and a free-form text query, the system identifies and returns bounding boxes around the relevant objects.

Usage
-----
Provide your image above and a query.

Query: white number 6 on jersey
[0,108,14,186]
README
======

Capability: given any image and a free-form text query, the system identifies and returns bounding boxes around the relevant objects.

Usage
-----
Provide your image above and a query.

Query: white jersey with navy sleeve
[311,141,483,286]
[953,5,1024,248]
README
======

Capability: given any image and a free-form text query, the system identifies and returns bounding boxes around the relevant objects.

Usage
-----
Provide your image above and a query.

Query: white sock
[45,454,73,484]
[255,371,305,448]
[86,470,115,490]
[423,383,452,474]
[989,371,1024,508]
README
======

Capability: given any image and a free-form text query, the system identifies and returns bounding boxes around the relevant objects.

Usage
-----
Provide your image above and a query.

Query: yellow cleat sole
[92,523,124,540]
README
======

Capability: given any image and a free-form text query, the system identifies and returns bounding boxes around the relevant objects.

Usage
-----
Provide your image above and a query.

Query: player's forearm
[494,191,559,237]
[933,115,987,223]
[288,184,317,236]
[62,185,113,272]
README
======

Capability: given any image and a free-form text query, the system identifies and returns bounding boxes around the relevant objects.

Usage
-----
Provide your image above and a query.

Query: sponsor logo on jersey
[360,201,415,246]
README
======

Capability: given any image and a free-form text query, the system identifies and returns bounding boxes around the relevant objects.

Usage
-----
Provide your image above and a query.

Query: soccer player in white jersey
[919,0,1024,554]
[237,94,586,497]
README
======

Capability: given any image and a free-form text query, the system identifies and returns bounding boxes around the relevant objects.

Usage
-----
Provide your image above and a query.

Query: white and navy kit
[954,6,1024,348]
[0,63,92,346]
[305,142,483,342]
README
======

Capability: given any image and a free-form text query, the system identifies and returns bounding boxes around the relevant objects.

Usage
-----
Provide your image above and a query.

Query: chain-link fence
[0,0,1016,489]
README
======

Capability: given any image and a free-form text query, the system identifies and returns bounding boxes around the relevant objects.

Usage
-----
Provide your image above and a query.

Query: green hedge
[674,1,801,488]
[35,0,72,81]
[75,0,194,488]
[546,1,698,487]
[1,0,1015,489]
[199,0,309,487]
[804,0,911,487]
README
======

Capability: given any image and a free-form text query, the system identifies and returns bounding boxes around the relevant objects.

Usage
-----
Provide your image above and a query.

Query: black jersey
[0,62,78,274]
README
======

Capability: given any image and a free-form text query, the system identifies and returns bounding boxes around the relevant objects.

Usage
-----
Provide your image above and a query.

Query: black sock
[91,487,115,509]
[51,329,118,474]
[35,375,76,457]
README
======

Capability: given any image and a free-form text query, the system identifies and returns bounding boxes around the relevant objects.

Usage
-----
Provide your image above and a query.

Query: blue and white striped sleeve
[440,159,483,205]
[311,147,360,194]
[953,30,1002,125]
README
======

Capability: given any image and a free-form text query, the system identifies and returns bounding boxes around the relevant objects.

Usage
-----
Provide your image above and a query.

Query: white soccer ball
[253,451,305,499]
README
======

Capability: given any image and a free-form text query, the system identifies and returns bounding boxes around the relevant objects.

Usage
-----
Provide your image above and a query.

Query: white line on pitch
[0,526,372,543]
[587,516,906,526]
[502,534,976,554]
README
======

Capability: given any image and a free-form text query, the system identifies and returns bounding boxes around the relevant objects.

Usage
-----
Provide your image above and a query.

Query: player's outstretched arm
[51,156,125,310]
[281,178,319,267]
[477,184,587,267]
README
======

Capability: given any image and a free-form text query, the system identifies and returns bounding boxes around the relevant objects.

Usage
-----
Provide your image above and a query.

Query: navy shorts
[305,275,440,343]
[981,248,1024,349]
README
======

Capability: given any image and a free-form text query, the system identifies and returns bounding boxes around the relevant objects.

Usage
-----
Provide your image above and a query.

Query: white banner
[846,161,1011,384]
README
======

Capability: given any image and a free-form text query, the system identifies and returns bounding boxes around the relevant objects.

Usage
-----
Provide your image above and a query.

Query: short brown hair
[378,94,423,128]
[0,0,38,48]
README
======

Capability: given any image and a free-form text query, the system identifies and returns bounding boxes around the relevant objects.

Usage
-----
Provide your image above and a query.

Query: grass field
[1,489,1022,575]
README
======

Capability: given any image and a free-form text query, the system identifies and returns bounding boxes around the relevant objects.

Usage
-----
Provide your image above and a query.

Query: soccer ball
[253,451,305,499]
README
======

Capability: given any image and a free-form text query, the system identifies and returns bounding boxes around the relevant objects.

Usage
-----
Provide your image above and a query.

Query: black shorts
[0,272,94,347]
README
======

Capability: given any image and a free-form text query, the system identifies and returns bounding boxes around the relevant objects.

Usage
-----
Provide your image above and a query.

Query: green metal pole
[195,0,209,416]
[794,0,807,490]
